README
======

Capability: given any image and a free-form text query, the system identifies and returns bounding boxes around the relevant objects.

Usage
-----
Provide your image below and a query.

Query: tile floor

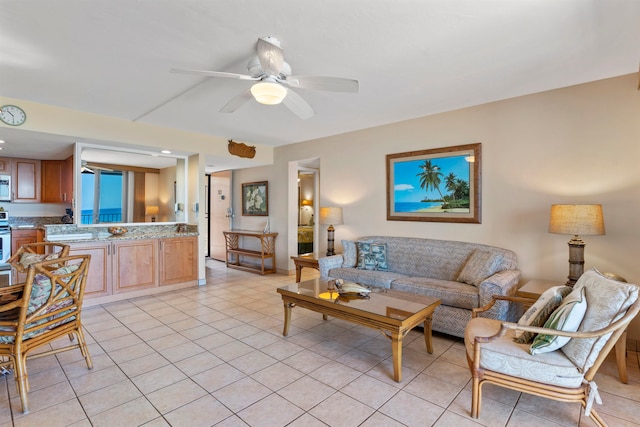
[1,260,640,426]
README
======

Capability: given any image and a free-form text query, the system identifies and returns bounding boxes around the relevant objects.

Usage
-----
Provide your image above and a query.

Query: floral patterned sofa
[319,236,521,338]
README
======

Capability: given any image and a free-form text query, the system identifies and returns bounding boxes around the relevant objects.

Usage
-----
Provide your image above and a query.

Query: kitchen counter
[42,223,198,243]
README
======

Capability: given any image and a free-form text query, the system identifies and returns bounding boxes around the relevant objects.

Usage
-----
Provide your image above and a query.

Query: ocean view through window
[81,170,125,224]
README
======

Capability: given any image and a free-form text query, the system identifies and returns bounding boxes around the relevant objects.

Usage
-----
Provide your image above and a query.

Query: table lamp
[145,205,159,222]
[549,204,605,286]
[320,206,343,256]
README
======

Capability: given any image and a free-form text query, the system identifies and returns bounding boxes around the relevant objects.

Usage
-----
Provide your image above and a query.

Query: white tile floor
[1,260,640,426]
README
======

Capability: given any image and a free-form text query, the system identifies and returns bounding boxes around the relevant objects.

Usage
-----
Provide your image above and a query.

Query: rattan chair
[465,269,640,426]
[0,254,92,413]
[7,242,70,273]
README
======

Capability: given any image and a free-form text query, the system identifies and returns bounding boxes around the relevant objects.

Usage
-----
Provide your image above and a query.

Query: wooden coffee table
[277,278,441,382]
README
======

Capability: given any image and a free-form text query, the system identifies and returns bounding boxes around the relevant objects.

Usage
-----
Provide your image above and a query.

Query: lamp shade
[145,205,159,216]
[319,207,343,226]
[549,204,605,236]
[301,199,312,206]
[250,81,287,105]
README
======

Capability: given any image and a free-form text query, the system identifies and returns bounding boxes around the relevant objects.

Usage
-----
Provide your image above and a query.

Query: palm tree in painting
[454,179,470,201]
[416,160,444,201]
[444,172,458,201]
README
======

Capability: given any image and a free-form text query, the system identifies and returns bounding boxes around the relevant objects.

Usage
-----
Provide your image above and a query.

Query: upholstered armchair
[465,269,640,426]
[0,254,92,413]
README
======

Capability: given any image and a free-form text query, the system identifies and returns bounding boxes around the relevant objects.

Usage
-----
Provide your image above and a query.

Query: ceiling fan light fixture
[251,81,287,105]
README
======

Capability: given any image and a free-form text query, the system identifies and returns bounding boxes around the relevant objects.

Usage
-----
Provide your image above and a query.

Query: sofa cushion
[390,277,479,309]
[341,240,358,268]
[514,285,572,344]
[530,286,587,355]
[465,317,584,388]
[457,249,503,286]
[562,269,639,371]
[326,267,407,289]
[357,242,388,271]
[357,236,517,281]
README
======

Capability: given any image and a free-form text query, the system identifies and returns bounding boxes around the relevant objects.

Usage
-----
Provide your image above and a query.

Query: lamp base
[565,236,585,287]
[326,225,335,256]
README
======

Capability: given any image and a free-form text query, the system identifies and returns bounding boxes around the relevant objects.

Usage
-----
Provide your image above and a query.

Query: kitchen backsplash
[9,216,65,227]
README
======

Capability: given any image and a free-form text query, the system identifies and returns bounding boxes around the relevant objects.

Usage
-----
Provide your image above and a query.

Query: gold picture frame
[386,143,481,223]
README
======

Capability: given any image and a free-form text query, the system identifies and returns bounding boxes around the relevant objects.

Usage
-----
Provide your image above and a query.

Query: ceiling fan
[81,161,113,174]
[171,36,359,120]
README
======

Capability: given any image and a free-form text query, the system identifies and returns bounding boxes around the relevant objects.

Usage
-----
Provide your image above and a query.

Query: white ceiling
[1,0,639,168]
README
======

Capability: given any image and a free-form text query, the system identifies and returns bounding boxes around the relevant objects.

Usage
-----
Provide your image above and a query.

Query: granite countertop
[44,231,199,243]
[42,223,198,243]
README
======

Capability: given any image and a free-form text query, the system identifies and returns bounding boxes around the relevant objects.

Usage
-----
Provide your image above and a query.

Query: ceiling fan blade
[171,68,258,81]
[282,90,314,120]
[286,75,359,93]
[257,37,284,76]
[220,88,253,113]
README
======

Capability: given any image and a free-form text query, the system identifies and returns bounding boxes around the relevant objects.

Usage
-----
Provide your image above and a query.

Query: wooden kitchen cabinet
[41,156,73,203]
[112,239,158,293]
[67,241,112,298]
[68,235,196,300]
[159,236,198,285]
[12,158,41,203]
[63,155,74,202]
[69,239,157,296]
[0,157,11,174]
[11,228,45,282]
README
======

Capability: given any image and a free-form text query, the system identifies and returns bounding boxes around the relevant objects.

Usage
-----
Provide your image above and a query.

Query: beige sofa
[319,236,521,338]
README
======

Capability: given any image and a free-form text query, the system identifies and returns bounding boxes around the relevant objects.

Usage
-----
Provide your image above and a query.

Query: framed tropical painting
[242,181,269,216]
[386,143,481,223]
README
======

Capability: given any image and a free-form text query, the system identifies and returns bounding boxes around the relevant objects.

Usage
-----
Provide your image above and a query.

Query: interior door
[209,171,232,261]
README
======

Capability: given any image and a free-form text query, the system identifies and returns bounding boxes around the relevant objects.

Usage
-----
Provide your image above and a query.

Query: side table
[518,279,629,384]
[290,255,319,283]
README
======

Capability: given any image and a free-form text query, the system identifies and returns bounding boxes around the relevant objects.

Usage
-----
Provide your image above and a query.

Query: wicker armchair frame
[467,293,640,426]
[0,254,92,413]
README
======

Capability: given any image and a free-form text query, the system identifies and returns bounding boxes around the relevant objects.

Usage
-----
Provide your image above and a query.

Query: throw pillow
[513,285,572,344]
[27,264,79,315]
[356,242,371,269]
[456,250,503,286]
[530,286,587,355]
[18,252,60,269]
[356,242,388,271]
[342,240,358,268]
[562,268,640,372]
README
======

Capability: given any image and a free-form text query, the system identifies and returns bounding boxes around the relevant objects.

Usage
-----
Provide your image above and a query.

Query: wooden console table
[223,230,278,275]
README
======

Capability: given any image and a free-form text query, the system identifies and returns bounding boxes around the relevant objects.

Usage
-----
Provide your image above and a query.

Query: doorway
[288,158,320,262]
[297,169,317,255]
[208,171,232,261]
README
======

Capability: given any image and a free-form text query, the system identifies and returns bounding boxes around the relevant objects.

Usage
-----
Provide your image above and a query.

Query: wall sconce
[320,206,343,256]
[549,204,605,286]
[301,199,312,207]
[145,205,159,222]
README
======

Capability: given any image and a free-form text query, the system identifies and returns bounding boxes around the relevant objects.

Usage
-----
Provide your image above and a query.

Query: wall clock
[0,105,27,126]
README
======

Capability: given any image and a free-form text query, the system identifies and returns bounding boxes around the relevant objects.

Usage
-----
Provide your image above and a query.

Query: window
[81,170,127,224]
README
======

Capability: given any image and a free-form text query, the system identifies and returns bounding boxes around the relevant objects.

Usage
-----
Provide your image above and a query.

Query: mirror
[77,144,188,225]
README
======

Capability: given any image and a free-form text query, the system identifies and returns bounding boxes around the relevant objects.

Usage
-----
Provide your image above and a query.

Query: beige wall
[233,73,640,338]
